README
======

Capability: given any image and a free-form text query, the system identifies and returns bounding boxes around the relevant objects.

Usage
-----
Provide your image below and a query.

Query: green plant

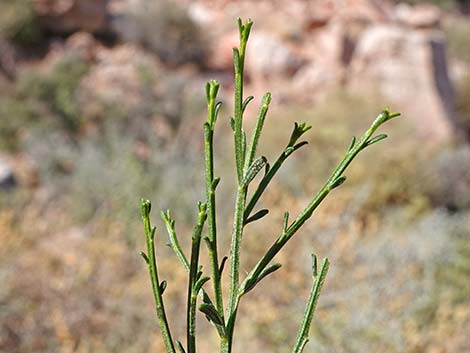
[16,54,89,133]
[140,18,399,353]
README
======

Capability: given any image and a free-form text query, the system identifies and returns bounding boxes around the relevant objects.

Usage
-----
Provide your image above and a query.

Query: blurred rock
[291,23,346,100]
[395,3,442,29]
[65,31,99,62]
[0,39,16,80]
[0,157,16,190]
[33,0,108,33]
[349,24,463,143]
[109,0,207,66]
[78,43,161,117]
[305,0,393,30]
[246,32,301,79]
[207,31,239,72]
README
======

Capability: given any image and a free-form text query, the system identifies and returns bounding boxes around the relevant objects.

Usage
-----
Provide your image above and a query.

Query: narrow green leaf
[366,134,388,147]
[214,101,223,122]
[330,176,346,190]
[194,276,210,294]
[242,156,267,188]
[265,162,270,176]
[244,263,282,294]
[242,96,254,112]
[212,177,221,190]
[230,117,235,131]
[219,256,228,276]
[244,209,269,225]
[282,211,290,233]
[233,48,241,73]
[293,141,308,151]
[199,303,225,326]
[160,280,167,294]
[205,81,211,102]
[140,251,149,264]
[348,136,356,151]
[176,340,187,353]
[311,254,317,277]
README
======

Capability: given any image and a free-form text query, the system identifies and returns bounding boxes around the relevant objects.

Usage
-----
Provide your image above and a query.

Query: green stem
[225,19,253,353]
[141,200,176,353]
[292,257,329,353]
[240,111,399,295]
[243,92,271,171]
[244,122,310,222]
[227,185,247,318]
[162,210,190,271]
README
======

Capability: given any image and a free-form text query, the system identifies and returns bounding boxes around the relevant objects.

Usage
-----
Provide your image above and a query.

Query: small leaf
[159,280,167,294]
[244,209,269,225]
[194,276,210,294]
[199,303,224,326]
[176,340,187,353]
[140,251,149,264]
[366,134,388,147]
[214,101,223,123]
[265,162,270,176]
[245,263,282,294]
[212,177,221,190]
[348,136,356,151]
[230,117,235,131]
[202,291,213,305]
[233,48,241,73]
[293,141,308,151]
[282,211,289,233]
[258,263,282,281]
[311,254,318,277]
[205,81,211,102]
[219,256,228,276]
[237,17,243,35]
[242,96,254,112]
[242,156,267,188]
[330,176,346,190]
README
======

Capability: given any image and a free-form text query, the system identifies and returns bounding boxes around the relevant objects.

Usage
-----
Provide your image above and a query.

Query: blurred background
[0,0,469,352]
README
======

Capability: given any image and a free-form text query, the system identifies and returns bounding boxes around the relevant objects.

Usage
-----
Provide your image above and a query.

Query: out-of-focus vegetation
[0,0,469,352]
[0,0,43,47]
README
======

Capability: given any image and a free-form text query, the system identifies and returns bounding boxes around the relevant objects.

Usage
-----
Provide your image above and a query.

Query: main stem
[225,18,253,353]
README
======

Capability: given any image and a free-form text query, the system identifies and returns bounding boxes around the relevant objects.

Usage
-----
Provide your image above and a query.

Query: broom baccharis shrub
[140,18,399,353]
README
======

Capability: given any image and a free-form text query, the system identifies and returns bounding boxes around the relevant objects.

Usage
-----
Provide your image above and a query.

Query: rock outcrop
[348,24,462,142]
